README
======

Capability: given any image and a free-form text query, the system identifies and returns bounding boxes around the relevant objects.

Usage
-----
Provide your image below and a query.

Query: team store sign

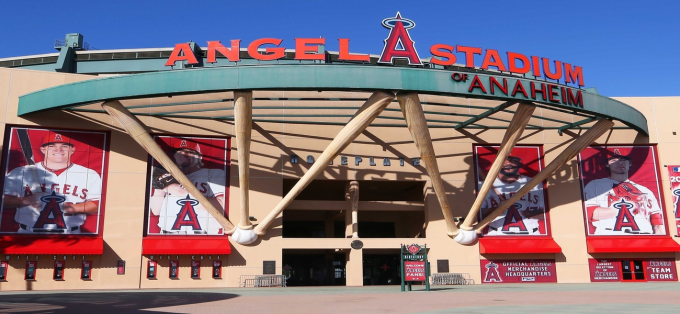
[164,12,585,87]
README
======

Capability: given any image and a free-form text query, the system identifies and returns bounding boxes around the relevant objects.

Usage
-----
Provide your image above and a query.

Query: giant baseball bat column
[102,100,236,232]
[230,91,258,244]
[473,118,614,234]
[253,91,396,237]
[348,181,359,238]
[455,102,534,244]
[396,92,459,236]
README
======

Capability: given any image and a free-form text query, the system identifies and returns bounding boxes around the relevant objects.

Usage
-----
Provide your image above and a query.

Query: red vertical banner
[578,146,667,236]
[404,261,426,281]
[588,259,621,282]
[666,166,680,235]
[474,145,550,236]
[146,136,230,236]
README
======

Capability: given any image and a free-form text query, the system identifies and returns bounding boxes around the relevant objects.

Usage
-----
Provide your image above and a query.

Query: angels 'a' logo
[502,203,528,232]
[172,195,202,230]
[378,12,423,66]
[33,191,67,230]
[54,134,63,142]
[180,140,188,148]
[612,199,640,232]
[484,262,502,283]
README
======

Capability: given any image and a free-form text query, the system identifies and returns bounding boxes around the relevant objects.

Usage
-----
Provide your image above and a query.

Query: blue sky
[1,0,678,96]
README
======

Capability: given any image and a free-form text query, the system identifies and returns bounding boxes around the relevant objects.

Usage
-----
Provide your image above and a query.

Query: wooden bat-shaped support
[455,102,534,244]
[101,100,235,233]
[230,91,258,245]
[348,181,359,238]
[396,92,459,237]
[253,91,396,236]
[473,118,614,234]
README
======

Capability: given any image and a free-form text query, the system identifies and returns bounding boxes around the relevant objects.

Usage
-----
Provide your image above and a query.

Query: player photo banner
[474,145,550,236]
[578,146,667,236]
[480,259,557,284]
[146,136,230,236]
[0,127,108,235]
[665,165,680,235]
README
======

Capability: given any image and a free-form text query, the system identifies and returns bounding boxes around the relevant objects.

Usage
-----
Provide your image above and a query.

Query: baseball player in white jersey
[479,156,546,235]
[2,132,102,234]
[149,138,226,235]
[584,153,664,235]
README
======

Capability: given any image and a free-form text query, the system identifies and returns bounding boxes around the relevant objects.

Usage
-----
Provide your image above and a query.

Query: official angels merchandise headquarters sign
[481,260,557,284]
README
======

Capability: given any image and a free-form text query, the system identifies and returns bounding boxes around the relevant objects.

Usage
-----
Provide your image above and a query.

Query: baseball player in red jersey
[149,138,226,235]
[2,132,102,233]
[479,156,546,235]
[584,153,664,235]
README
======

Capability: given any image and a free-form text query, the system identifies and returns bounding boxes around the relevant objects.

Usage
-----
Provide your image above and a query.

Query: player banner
[0,126,109,235]
[474,145,550,236]
[480,259,557,283]
[665,165,680,235]
[578,146,667,236]
[146,136,230,236]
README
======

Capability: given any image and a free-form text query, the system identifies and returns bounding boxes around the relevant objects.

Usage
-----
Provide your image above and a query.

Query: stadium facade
[0,14,679,291]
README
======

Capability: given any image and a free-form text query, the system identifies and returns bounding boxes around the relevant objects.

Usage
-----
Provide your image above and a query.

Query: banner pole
[400,245,405,292]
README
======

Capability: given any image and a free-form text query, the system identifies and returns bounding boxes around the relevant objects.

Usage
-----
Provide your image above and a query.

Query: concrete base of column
[346,248,363,286]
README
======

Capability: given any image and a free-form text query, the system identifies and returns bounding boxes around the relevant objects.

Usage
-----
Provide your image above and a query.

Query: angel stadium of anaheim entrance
[0,12,678,291]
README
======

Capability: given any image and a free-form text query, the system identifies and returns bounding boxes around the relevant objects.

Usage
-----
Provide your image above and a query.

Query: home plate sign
[400,243,431,291]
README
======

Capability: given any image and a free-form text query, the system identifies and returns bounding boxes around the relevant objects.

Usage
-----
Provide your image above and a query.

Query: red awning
[142,237,231,255]
[586,237,680,253]
[0,236,103,255]
[479,237,562,254]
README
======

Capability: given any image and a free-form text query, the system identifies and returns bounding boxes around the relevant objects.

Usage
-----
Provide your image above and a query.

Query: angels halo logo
[406,243,421,254]
[378,12,423,66]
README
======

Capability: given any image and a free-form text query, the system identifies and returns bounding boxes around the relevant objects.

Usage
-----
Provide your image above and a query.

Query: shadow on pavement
[0,291,238,313]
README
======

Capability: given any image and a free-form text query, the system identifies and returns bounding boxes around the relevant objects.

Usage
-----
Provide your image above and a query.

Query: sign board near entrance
[588,258,677,282]
[481,259,557,284]
[404,261,426,281]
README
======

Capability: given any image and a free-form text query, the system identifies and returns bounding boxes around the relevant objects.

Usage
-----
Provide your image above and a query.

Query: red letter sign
[207,40,241,63]
[165,43,199,67]
[295,38,325,60]
[248,38,285,61]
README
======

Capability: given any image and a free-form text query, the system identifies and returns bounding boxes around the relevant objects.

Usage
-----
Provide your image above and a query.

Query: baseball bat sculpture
[396,92,459,237]
[473,118,614,233]
[348,181,359,238]
[455,102,534,244]
[102,100,236,232]
[230,91,258,244]
[253,91,396,236]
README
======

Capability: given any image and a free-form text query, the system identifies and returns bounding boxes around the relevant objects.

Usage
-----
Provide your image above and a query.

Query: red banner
[474,145,549,236]
[404,261,426,281]
[666,166,680,235]
[588,259,621,281]
[578,146,668,236]
[480,259,557,283]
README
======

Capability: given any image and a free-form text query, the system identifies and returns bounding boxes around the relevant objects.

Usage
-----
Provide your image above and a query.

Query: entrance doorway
[363,250,401,285]
[621,260,646,282]
[282,250,346,286]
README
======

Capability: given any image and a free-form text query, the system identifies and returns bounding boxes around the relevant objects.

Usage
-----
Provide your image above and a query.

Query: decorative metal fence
[431,273,474,285]
[239,275,287,288]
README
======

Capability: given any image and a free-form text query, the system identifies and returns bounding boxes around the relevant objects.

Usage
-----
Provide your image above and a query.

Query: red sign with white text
[588,259,621,282]
[480,260,557,284]
[404,261,426,281]
[644,259,677,281]
[666,166,680,235]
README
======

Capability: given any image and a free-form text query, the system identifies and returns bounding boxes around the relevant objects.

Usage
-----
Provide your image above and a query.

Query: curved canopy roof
[17,64,648,135]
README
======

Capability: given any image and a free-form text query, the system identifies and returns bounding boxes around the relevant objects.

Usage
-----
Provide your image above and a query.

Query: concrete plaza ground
[1,283,679,313]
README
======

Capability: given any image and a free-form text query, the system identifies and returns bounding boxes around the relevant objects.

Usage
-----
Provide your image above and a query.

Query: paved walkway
[1,283,679,313]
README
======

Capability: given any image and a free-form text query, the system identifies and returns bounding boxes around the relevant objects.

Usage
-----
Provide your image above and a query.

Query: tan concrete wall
[0,67,678,290]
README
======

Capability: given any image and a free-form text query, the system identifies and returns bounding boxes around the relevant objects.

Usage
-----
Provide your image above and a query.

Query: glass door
[620,260,646,282]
